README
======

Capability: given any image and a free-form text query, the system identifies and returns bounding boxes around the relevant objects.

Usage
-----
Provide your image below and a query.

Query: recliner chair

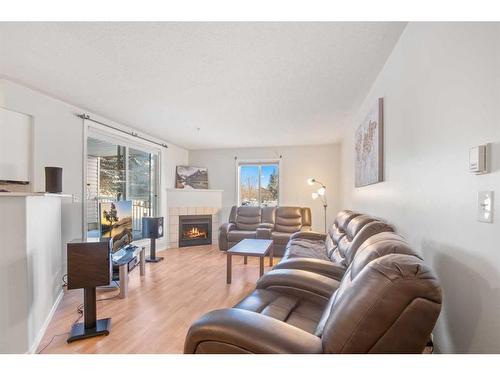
[275,213,394,279]
[270,207,312,256]
[184,232,442,354]
[218,206,270,251]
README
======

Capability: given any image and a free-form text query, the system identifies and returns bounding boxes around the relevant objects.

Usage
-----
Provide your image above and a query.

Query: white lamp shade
[317,187,326,196]
[311,192,319,200]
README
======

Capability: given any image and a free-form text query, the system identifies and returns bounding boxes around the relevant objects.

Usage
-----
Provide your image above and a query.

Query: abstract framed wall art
[355,98,384,187]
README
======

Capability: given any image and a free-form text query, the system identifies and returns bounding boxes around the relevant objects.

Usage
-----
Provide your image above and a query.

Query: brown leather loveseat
[219,206,312,256]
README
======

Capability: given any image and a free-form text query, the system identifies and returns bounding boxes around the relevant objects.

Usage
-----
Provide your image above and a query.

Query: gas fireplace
[178,215,212,247]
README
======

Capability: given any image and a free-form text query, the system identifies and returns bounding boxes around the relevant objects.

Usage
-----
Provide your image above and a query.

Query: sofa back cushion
[343,221,394,266]
[228,205,237,223]
[261,206,276,225]
[317,235,441,353]
[348,232,420,279]
[275,207,303,233]
[327,210,361,259]
[317,233,418,335]
[333,215,376,264]
[335,210,359,228]
[235,206,261,230]
[322,254,440,353]
[301,207,312,228]
[330,210,360,242]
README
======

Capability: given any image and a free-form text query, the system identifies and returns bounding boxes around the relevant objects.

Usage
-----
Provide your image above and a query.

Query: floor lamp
[308,178,327,233]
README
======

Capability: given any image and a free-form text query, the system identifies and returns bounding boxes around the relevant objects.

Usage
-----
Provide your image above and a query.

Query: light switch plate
[478,191,494,223]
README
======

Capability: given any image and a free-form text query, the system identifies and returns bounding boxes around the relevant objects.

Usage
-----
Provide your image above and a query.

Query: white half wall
[0,195,62,353]
[189,144,341,232]
[339,22,500,353]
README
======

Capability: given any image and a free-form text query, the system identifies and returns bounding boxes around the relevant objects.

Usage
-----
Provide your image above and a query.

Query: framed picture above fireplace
[175,166,208,189]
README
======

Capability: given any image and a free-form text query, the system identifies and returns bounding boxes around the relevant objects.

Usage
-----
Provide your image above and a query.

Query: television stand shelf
[112,245,146,299]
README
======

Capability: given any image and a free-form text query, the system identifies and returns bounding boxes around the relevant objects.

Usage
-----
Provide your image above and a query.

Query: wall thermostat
[469,145,488,174]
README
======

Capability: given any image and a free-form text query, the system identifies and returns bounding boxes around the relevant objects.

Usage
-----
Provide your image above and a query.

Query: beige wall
[340,22,500,353]
[189,144,341,232]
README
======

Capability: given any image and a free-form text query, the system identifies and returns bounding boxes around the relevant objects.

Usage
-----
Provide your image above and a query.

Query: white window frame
[83,121,162,239]
[235,158,282,207]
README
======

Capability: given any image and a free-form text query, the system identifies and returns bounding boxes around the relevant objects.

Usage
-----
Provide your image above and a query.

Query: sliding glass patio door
[86,133,159,241]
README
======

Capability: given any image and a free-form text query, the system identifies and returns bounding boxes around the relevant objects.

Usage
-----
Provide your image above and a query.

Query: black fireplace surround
[178,215,212,247]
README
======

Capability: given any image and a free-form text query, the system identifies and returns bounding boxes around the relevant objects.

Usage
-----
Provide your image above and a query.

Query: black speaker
[142,217,164,239]
[45,166,63,193]
[142,217,164,262]
[66,238,112,342]
[67,239,112,290]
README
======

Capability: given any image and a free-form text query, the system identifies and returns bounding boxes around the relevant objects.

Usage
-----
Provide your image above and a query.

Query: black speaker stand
[67,287,111,343]
[145,238,163,263]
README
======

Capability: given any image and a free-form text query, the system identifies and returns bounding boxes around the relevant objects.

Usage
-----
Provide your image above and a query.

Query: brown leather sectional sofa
[219,206,312,256]
[186,209,442,354]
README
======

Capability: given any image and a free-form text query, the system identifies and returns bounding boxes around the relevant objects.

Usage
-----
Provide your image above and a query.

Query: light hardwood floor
[37,245,276,354]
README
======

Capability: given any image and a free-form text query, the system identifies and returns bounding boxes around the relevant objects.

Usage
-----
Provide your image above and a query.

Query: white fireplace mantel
[166,188,223,208]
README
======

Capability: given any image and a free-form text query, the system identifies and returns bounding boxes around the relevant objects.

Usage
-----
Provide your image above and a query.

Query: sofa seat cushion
[227,230,257,242]
[272,231,293,245]
[284,240,330,261]
[234,289,325,334]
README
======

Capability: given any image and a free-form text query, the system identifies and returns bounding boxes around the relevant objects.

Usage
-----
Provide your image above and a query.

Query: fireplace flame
[184,226,208,239]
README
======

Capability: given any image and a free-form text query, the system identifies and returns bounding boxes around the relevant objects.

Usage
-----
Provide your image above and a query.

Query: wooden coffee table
[226,239,273,284]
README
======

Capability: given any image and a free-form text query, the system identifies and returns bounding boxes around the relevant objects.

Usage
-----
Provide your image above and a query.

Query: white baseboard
[28,289,64,354]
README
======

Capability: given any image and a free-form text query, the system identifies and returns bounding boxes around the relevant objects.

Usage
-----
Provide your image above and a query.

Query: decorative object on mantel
[307,178,328,233]
[355,98,384,187]
[45,166,63,193]
[175,166,208,189]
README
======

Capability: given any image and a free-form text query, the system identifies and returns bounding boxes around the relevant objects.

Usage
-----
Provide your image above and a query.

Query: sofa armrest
[258,222,275,230]
[220,222,236,233]
[256,227,272,239]
[256,269,339,298]
[274,258,346,281]
[184,309,322,354]
[300,225,312,232]
[218,222,236,251]
[290,231,326,241]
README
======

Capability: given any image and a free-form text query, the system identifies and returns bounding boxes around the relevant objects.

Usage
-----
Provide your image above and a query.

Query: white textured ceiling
[0,22,406,150]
